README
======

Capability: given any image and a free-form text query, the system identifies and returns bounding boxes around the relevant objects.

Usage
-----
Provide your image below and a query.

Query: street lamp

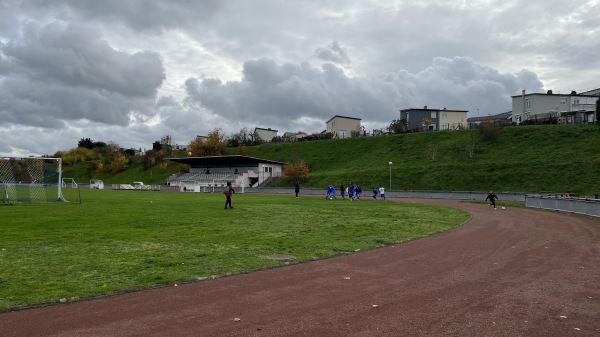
[388,161,393,191]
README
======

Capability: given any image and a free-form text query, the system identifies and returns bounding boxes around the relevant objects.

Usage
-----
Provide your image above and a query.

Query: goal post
[0,157,66,204]
[62,178,78,188]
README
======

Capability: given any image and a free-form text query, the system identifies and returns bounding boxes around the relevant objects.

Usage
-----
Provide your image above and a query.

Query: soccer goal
[90,179,104,189]
[0,157,66,204]
[62,178,78,188]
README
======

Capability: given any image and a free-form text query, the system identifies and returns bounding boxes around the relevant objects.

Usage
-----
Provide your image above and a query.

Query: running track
[1,199,599,336]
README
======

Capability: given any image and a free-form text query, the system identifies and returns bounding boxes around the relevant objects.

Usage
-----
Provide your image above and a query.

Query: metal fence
[244,187,526,202]
[525,195,600,217]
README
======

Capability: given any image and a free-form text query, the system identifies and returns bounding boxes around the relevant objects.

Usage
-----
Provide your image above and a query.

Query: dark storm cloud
[183,56,544,134]
[0,21,165,128]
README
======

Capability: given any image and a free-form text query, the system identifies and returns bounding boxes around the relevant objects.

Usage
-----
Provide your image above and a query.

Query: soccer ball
[501,206,505,210]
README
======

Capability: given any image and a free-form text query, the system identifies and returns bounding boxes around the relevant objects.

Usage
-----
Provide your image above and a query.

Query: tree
[464,132,480,159]
[283,159,310,183]
[57,147,95,165]
[188,128,228,156]
[480,116,499,140]
[108,152,129,173]
[159,134,173,155]
[78,138,94,149]
[236,144,248,156]
[78,138,106,149]
[388,119,408,134]
[96,162,104,174]
[187,136,205,156]
[230,127,254,147]
[426,142,439,161]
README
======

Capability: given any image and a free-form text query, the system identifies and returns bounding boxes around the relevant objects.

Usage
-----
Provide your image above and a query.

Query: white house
[325,115,362,138]
[400,107,467,131]
[254,127,278,142]
[282,131,308,142]
[512,90,598,124]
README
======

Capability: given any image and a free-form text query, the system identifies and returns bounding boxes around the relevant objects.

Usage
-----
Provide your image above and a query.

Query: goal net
[0,157,66,204]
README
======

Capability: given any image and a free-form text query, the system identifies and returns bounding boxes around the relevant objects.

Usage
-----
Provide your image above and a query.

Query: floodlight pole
[389,161,392,191]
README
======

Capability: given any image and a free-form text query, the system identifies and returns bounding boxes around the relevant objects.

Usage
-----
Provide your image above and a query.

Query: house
[558,110,596,125]
[282,131,308,142]
[512,90,598,124]
[325,115,362,138]
[254,128,278,142]
[400,107,467,131]
[581,87,600,96]
[467,111,512,128]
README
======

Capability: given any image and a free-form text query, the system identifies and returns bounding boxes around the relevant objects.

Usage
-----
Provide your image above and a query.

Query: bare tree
[464,132,479,159]
[426,143,439,161]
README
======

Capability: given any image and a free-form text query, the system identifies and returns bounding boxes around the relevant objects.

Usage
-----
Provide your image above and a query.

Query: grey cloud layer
[0,0,597,157]
[184,56,543,133]
[0,21,165,129]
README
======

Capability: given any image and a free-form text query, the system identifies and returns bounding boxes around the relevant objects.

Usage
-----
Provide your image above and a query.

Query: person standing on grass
[372,187,378,200]
[355,185,363,200]
[326,184,336,199]
[224,181,234,209]
[340,183,345,199]
[379,185,386,201]
[295,181,300,197]
[486,191,498,209]
[348,182,356,200]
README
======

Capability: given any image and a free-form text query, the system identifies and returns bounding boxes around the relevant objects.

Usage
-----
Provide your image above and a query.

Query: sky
[1,0,599,157]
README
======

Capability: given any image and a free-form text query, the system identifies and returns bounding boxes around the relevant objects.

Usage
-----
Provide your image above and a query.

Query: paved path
[1,199,599,336]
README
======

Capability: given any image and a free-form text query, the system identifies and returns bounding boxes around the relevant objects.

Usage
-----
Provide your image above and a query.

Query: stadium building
[165,155,283,191]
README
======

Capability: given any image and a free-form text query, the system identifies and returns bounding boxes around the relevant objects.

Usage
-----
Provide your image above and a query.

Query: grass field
[0,188,470,310]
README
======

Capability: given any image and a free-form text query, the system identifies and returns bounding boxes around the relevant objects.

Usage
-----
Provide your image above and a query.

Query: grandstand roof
[164,155,284,167]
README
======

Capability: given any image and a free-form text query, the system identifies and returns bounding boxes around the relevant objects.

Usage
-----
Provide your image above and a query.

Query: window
[431,112,436,118]
[525,99,531,108]
[574,99,580,105]
[442,112,447,119]
[560,98,567,105]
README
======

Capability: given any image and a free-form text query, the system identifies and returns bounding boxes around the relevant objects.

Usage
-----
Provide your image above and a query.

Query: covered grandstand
[165,155,284,191]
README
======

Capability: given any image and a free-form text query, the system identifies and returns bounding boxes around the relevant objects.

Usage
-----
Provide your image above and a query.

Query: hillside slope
[246,124,600,194]
[63,125,600,194]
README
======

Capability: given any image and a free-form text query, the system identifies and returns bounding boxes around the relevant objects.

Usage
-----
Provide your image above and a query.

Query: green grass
[243,124,600,194]
[0,188,470,309]
[60,124,600,194]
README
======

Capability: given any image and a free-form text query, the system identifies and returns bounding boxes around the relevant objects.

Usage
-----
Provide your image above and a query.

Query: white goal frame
[62,178,78,188]
[90,179,104,189]
[0,156,65,203]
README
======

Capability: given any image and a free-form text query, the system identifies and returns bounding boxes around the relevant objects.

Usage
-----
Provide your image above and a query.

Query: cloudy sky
[1,0,599,156]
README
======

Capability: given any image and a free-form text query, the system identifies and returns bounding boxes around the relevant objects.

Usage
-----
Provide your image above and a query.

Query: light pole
[388,161,392,191]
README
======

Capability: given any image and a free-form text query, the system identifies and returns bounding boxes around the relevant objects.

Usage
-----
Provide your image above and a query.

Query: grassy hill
[63,124,600,194]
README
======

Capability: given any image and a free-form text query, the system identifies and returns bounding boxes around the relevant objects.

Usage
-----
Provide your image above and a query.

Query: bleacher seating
[168,172,240,187]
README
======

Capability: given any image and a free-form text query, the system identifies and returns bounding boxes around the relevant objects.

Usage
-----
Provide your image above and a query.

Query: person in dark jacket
[224,181,235,209]
[485,191,498,209]
[339,183,345,199]
[295,181,300,197]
